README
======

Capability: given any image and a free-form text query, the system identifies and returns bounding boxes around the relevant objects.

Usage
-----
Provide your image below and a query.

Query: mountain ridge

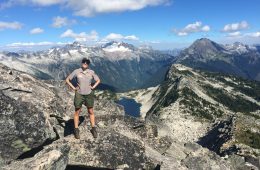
[0,41,175,92]
[118,62,260,168]
[175,38,260,81]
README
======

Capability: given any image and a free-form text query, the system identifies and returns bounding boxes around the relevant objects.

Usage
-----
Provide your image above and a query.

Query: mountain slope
[135,63,260,167]
[115,63,260,168]
[175,38,260,81]
[0,41,175,92]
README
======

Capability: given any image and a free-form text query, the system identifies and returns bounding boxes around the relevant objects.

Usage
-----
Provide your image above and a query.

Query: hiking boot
[74,128,80,139]
[90,127,98,138]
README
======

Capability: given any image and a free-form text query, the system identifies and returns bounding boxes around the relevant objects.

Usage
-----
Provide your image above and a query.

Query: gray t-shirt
[68,67,100,95]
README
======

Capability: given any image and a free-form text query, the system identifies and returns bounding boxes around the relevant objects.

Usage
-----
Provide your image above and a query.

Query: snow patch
[103,45,131,52]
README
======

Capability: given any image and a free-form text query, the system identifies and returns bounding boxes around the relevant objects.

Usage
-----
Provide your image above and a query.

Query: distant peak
[102,41,136,51]
[233,42,245,47]
[189,38,224,52]
[193,38,215,45]
[72,41,82,46]
[61,41,85,50]
[101,41,120,48]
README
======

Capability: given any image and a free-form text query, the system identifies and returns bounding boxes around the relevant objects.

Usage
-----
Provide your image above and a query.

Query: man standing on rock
[66,58,101,139]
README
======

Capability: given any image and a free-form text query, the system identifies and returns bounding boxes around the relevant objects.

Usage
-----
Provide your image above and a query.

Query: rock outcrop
[0,63,162,169]
[2,142,70,170]
[0,64,63,165]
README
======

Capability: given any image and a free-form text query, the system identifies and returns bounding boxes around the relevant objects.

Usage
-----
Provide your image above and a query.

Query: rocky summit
[0,62,151,169]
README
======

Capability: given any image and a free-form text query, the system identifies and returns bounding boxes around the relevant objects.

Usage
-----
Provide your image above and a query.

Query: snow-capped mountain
[224,42,258,54]
[101,41,136,52]
[0,41,175,92]
[175,38,260,81]
[1,38,259,92]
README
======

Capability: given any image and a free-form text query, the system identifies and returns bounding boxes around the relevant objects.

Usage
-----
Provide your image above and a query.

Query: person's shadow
[51,115,85,137]
[64,116,85,137]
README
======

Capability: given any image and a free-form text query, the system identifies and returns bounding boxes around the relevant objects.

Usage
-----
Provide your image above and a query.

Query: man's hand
[74,86,80,91]
[65,77,77,91]
[68,86,76,91]
[91,79,100,90]
[66,82,78,91]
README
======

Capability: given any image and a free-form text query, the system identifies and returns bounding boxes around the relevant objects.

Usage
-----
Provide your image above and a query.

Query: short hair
[81,58,90,64]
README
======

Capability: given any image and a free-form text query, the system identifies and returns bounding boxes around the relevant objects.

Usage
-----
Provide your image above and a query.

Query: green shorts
[74,90,95,110]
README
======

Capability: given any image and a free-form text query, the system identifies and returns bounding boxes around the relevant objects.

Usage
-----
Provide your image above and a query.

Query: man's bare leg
[88,107,97,138]
[74,108,81,128]
[87,107,95,127]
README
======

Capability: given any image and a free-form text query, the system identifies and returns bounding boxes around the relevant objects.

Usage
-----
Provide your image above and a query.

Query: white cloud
[222,31,260,45]
[0,0,63,9]
[173,21,210,36]
[29,0,62,6]
[0,21,22,30]
[65,0,169,17]
[176,32,188,36]
[30,27,44,34]
[60,29,98,42]
[222,21,249,32]
[224,31,260,39]
[6,41,58,47]
[245,32,260,38]
[30,0,63,6]
[124,35,139,40]
[1,0,169,16]
[51,16,77,28]
[105,33,124,40]
[3,41,69,51]
[201,25,210,32]
[225,31,242,37]
[104,33,139,41]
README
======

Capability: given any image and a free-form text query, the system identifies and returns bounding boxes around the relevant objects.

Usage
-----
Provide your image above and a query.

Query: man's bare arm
[65,76,77,90]
[91,79,101,89]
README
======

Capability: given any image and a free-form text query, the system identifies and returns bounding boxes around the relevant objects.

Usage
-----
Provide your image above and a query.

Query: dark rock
[2,142,70,170]
[64,129,155,169]
[197,116,235,155]
[184,142,202,152]
[0,91,57,164]
[0,64,67,164]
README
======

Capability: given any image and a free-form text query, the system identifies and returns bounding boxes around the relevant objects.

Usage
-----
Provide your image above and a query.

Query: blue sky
[0,0,259,51]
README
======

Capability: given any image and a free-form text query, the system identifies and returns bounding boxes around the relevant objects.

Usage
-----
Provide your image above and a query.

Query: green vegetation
[202,84,260,113]
[128,91,139,98]
[148,79,179,115]
[201,71,260,101]
[216,77,260,101]
[11,139,31,152]
[97,89,117,101]
[176,69,195,76]
[236,129,260,150]
[162,83,179,107]
[142,89,152,96]
[180,87,223,120]
[245,112,260,119]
